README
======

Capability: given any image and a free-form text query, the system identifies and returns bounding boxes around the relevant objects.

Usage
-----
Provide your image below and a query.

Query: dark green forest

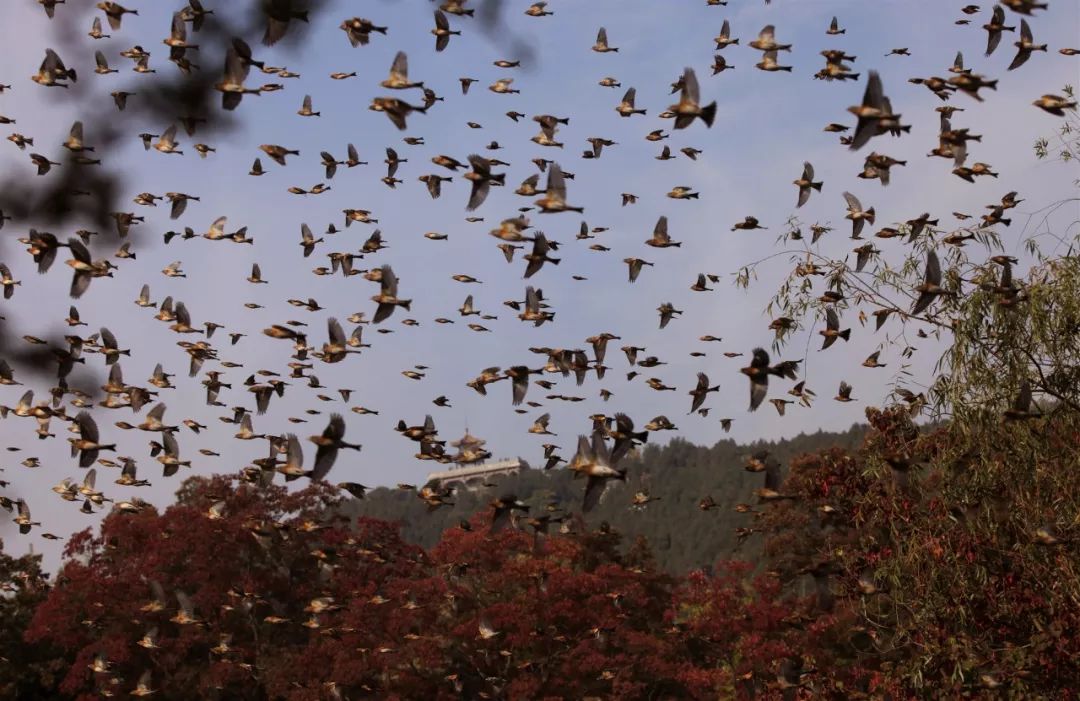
[346,425,866,572]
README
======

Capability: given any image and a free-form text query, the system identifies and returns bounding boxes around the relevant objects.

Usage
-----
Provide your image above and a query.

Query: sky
[0,0,1078,568]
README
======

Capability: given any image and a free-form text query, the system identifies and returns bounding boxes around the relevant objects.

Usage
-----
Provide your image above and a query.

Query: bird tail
[399,299,412,311]
[839,329,851,342]
[812,182,823,191]
[67,69,78,82]
[700,102,717,128]
[865,208,876,225]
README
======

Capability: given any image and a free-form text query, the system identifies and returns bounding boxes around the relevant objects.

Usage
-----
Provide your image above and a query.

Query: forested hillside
[345,425,866,572]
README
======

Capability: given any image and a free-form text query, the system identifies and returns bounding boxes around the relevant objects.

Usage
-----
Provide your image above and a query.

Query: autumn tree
[26,475,429,700]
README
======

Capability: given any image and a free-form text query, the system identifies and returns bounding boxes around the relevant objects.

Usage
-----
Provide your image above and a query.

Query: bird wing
[327,318,345,346]
[682,67,700,104]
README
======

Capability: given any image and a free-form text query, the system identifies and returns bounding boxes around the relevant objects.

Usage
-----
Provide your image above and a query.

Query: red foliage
[20,406,1080,700]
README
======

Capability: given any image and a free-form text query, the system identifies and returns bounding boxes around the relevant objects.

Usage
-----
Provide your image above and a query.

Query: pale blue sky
[0,0,1078,566]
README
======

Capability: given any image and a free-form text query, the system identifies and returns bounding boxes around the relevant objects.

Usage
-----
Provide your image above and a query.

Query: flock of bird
[0,0,1076,579]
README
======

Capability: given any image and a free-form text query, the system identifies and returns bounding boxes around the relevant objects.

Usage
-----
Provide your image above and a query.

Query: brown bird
[657,303,682,329]
[1003,379,1040,420]
[370,97,428,131]
[793,162,823,207]
[97,2,137,31]
[371,265,410,323]
[308,413,360,480]
[819,308,851,349]
[732,216,765,231]
[340,17,387,47]
[616,88,646,117]
[645,216,681,248]
[669,68,716,128]
[756,455,795,501]
[688,373,720,414]
[535,163,583,213]
[1033,94,1078,116]
[843,192,875,238]
[983,5,1015,56]
[260,144,299,166]
[740,348,782,412]
[216,48,260,111]
[1008,19,1046,69]
[32,49,77,87]
[749,24,792,52]
[382,52,424,90]
[848,71,909,150]
[911,250,948,315]
[431,10,460,52]
[592,27,618,53]
[464,154,505,211]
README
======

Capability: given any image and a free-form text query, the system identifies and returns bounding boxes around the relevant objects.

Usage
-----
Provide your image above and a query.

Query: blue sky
[0,0,1078,566]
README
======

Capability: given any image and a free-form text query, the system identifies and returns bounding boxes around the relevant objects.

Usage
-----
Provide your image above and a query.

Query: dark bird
[339,17,386,47]
[757,455,795,501]
[911,250,948,315]
[1007,19,1046,70]
[983,5,1015,56]
[370,97,428,131]
[371,265,411,323]
[431,10,460,52]
[215,47,260,111]
[688,373,720,413]
[1003,380,1040,420]
[740,348,782,412]
[848,71,908,150]
[819,308,851,349]
[464,154,505,211]
[523,233,560,278]
[794,162,823,207]
[490,494,529,532]
[308,414,361,480]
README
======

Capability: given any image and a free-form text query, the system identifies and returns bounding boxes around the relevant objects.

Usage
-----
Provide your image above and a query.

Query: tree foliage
[0,540,63,698]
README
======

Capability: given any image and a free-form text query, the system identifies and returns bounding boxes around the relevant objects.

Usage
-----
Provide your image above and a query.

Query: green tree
[0,539,64,698]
